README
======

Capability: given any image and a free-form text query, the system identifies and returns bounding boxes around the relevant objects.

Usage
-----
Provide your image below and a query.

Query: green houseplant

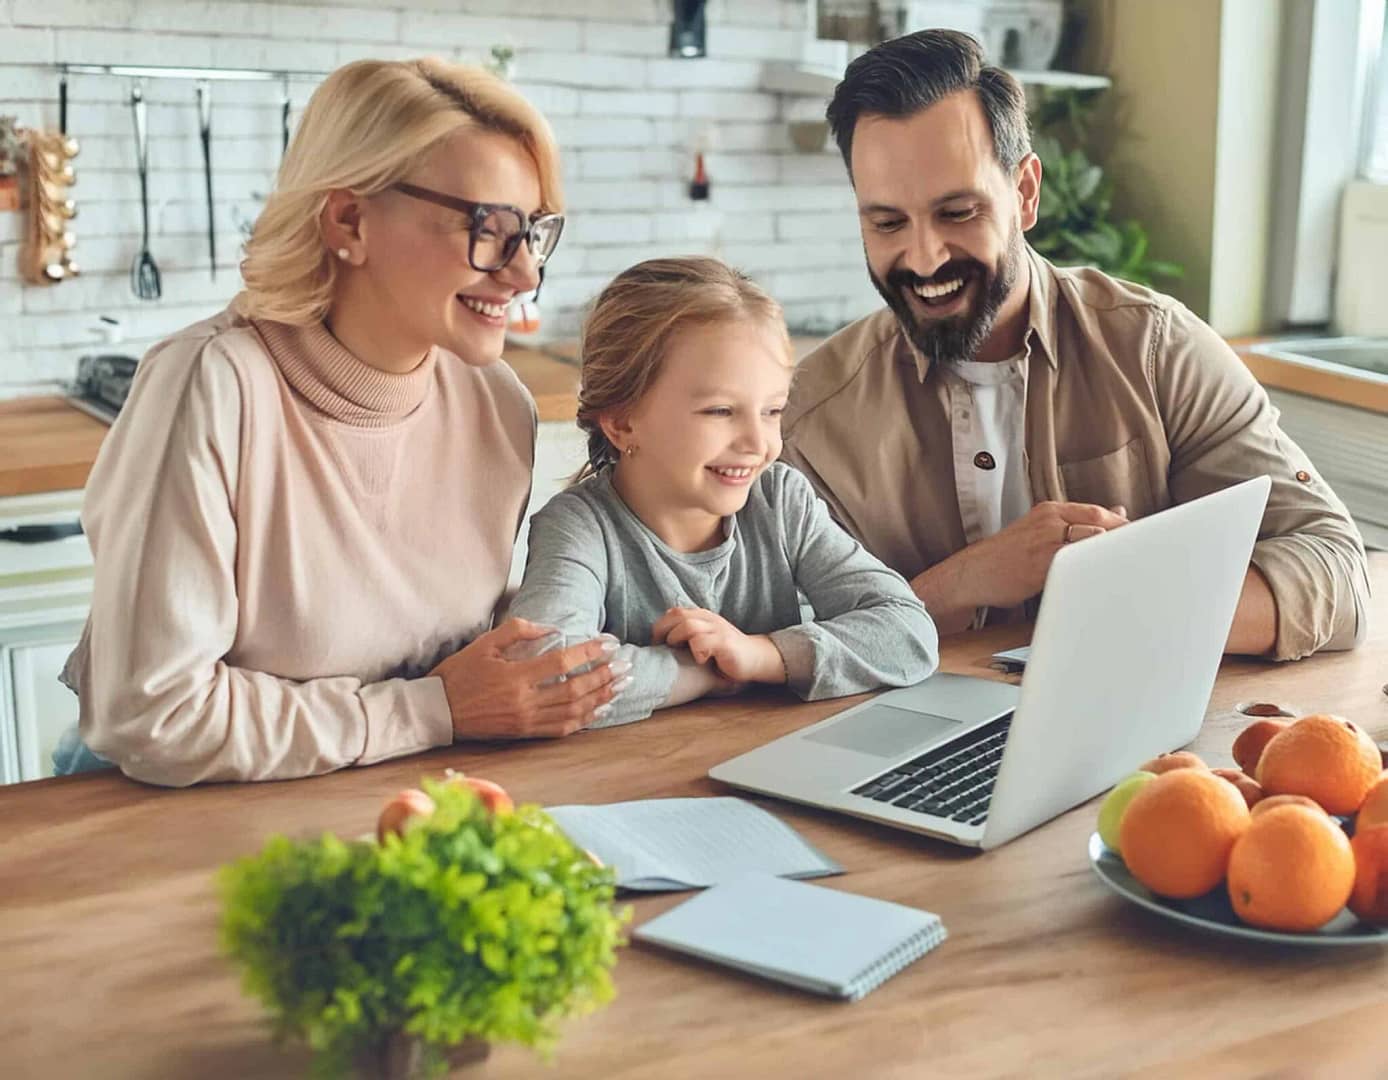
[1028,88,1183,286]
[220,779,628,1078]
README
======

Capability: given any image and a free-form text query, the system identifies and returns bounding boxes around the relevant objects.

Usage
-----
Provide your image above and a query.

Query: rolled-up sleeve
[1154,305,1370,659]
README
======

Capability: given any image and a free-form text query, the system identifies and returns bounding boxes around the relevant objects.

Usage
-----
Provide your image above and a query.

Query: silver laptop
[710,476,1271,850]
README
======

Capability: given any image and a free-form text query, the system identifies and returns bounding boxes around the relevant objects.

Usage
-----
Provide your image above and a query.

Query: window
[1364,4,1388,180]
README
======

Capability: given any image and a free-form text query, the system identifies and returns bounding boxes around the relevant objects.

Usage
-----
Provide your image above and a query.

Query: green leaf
[1072,164,1103,202]
[219,782,628,1070]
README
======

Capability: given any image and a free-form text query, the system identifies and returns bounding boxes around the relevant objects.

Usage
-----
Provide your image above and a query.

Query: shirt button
[1295,470,1311,483]
[974,451,996,471]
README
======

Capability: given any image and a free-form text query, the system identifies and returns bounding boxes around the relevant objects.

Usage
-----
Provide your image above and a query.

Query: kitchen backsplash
[0,0,882,398]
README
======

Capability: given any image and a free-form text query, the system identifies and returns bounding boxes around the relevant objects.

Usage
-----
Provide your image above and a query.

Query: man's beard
[869,223,1023,366]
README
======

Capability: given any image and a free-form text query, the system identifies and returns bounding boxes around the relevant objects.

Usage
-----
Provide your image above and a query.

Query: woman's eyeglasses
[391,182,565,274]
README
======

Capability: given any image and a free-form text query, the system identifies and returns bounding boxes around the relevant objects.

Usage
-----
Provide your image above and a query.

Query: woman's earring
[336,248,350,261]
[624,444,637,457]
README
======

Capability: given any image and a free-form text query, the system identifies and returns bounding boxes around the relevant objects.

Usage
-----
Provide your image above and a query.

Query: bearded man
[782,29,1367,659]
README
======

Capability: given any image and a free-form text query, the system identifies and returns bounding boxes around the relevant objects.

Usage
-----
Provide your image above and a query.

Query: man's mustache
[885,261,985,291]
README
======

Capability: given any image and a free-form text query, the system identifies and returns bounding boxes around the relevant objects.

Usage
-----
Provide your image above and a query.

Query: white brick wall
[0,0,879,397]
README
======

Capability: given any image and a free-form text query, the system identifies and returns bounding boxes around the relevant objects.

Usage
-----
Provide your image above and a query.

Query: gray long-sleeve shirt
[509,462,939,727]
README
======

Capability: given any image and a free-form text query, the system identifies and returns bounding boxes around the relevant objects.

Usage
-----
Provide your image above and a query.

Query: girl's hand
[431,619,624,739]
[651,607,786,685]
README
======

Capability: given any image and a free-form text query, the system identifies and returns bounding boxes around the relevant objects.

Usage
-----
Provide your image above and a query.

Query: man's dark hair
[826,29,1031,174]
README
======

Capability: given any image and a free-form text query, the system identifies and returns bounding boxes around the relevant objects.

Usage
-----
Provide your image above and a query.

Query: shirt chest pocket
[1058,436,1158,519]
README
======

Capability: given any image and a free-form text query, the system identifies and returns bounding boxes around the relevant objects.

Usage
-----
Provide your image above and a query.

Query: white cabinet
[0,489,93,784]
[1,632,84,783]
[0,424,590,782]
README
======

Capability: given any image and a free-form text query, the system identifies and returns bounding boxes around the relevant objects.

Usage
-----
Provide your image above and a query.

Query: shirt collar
[901,243,1061,382]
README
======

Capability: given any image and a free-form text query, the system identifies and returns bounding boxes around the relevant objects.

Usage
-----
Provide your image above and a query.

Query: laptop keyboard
[850,713,1014,826]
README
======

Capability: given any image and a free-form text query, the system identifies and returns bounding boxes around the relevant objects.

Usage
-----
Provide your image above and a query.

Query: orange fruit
[1357,775,1388,832]
[1252,794,1324,817]
[1212,768,1264,809]
[1348,825,1388,926]
[1232,718,1290,778]
[1226,805,1354,931]
[1119,769,1251,899]
[1136,751,1208,775]
[1255,715,1381,815]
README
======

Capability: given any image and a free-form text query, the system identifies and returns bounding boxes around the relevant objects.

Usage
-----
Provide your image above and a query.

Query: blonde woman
[508,257,939,727]
[58,59,623,786]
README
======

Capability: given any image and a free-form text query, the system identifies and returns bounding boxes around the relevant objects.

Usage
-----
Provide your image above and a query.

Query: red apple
[376,789,435,842]
[461,776,514,814]
[442,771,514,814]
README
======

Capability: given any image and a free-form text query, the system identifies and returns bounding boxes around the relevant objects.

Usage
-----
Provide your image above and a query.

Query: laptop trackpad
[803,705,963,758]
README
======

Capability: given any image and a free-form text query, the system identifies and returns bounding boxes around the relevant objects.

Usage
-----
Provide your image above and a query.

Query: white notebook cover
[634,873,947,1001]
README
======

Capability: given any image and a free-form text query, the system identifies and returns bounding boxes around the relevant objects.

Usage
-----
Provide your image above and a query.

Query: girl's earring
[623,444,637,457]
[336,248,350,261]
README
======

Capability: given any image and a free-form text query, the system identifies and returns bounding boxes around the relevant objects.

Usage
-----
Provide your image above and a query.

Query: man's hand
[651,607,786,685]
[913,501,1129,627]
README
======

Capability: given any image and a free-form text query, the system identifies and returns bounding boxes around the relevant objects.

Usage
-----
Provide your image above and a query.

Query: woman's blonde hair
[575,256,792,482]
[236,58,562,325]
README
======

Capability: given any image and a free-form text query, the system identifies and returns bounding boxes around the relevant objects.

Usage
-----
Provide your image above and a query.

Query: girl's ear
[598,412,635,455]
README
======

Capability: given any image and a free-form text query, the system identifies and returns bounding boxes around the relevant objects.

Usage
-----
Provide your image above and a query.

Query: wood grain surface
[0,396,109,498]
[0,348,580,502]
[2,556,1386,1078]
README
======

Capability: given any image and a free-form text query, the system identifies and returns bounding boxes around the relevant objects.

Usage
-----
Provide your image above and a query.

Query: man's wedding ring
[1063,524,1080,544]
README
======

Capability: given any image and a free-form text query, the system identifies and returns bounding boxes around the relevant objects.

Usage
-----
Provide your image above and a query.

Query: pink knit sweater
[64,307,535,786]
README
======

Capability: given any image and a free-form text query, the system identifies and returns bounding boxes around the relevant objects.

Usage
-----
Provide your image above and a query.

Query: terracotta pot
[358,1031,490,1079]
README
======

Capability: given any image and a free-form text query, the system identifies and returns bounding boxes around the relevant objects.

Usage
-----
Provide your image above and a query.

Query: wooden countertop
[5,331,1379,501]
[0,345,581,500]
[1238,348,1388,416]
[4,555,1387,1077]
[0,396,109,499]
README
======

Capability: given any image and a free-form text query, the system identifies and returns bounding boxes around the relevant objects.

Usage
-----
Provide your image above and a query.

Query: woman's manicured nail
[609,659,633,677]
[593,703,613,719]
[599,638,620,654]
[612,675,635,694]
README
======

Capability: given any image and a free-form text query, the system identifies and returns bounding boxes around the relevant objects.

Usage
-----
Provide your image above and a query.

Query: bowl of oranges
[1090,713,1388,944]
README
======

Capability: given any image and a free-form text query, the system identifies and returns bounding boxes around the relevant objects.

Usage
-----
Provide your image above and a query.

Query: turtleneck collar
[252,318,437,428]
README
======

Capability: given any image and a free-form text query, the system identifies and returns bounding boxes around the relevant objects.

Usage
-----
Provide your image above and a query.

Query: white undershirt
[942,352,1031,543]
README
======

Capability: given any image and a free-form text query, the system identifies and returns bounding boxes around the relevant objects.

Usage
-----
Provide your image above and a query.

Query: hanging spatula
[129,84,161,300]
[196,81,215,280]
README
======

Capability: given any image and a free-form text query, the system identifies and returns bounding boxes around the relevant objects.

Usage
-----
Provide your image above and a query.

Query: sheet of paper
[546,797,842,891]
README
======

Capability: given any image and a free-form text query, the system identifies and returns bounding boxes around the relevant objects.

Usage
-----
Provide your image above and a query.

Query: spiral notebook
[634,873,947,1001]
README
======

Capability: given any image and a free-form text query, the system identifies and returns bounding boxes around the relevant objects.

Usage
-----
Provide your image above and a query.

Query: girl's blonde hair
[236,58,562,325]
[575,256,793,482]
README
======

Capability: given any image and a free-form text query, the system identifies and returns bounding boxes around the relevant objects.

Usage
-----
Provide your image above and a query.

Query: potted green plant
[1029,88,1183,286]
[220,778,628,1078]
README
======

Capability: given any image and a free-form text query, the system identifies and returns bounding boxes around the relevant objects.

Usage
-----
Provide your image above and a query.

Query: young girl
[509,257,939,727]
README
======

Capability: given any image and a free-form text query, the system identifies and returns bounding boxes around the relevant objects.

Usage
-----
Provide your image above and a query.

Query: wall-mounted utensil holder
[20,127,80,284]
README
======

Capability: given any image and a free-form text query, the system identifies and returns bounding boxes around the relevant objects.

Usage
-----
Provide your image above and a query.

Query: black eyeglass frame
[391,181,565,274]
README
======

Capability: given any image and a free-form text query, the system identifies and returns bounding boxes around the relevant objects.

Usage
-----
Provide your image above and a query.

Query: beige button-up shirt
[782,247,1369,660]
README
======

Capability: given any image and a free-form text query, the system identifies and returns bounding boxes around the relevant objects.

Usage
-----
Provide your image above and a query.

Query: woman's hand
[651,607,786,685]
[430,619,625,739]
